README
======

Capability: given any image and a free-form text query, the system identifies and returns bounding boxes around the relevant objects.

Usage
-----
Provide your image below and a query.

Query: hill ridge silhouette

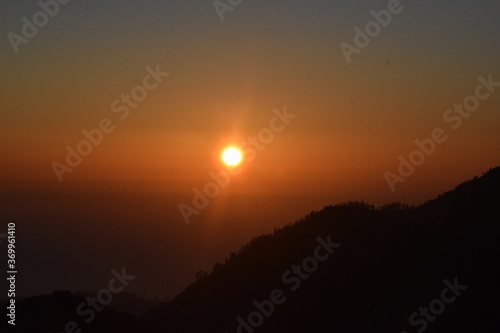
[145,167,499,332]
[4,167,499,333]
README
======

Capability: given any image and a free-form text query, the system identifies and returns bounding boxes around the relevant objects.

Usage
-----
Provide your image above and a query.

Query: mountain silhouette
[145,167,500,333]
[4,167,499,333]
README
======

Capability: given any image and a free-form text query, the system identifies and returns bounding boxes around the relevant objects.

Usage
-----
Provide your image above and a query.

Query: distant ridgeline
[4,167,499,333]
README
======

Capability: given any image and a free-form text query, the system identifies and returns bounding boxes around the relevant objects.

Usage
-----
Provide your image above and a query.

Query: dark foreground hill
[5,167,500,332]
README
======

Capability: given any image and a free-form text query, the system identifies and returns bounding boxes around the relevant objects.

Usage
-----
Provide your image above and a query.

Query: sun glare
[222,147,243,166]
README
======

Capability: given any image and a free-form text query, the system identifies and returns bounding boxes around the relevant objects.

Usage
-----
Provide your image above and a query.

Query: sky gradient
[1,0,499,298]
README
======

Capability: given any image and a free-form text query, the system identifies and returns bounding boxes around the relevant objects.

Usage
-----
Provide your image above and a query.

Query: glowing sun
[221,147,243,166]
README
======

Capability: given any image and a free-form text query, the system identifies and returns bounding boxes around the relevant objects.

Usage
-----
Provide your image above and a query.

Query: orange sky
[1,0,499,298]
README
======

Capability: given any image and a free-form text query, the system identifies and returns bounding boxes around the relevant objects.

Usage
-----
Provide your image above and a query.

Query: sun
[221,147,243,166]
